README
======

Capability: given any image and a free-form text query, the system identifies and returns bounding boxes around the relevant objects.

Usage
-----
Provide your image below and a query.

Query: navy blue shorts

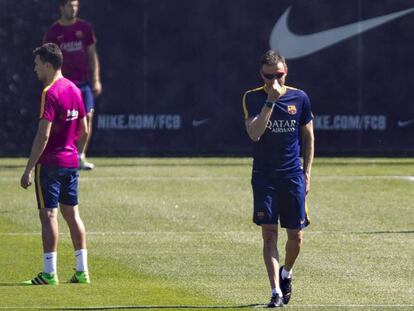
[251,171,309,229]
[78,83,95,113]
[34,164,79,209]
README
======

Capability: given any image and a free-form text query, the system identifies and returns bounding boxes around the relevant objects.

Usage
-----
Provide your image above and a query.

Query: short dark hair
[260,50,286,67]
[59,0,78,6]
[33,43,63,69]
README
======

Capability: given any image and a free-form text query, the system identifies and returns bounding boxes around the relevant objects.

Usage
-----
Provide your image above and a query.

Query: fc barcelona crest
[287,105,297,115]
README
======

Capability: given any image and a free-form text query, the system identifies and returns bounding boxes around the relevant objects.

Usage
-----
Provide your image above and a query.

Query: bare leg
[60,204,86,250]
[284,229,304,271]
[39,208,58,252]
[262,224,280,290]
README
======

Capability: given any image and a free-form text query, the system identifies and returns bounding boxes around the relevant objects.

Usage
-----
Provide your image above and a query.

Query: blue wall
[1,0,414,156]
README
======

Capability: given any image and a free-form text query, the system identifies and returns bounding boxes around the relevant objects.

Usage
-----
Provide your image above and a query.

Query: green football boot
[22,272,59,285]
[69,271,90,284]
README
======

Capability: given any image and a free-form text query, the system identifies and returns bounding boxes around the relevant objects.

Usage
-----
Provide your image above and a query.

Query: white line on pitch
[80,175,414,181]
[0,230,412,237]
[1,231,254,236]
[1,175,414,182]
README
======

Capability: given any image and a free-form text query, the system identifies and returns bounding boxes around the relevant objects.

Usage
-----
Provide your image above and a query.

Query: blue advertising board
[1,0,413,156]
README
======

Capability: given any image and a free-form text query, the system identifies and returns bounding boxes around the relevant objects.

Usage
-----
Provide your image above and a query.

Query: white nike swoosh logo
[192,118,209,127]
[270,7,414,59]
[397,119,414,128]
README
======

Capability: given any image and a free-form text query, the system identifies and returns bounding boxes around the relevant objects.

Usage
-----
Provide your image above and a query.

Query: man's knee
[287,230,304,246]
[61,205,79,222]
[39,209,57,225]
[262,225,278,246]
[61,211,74,223]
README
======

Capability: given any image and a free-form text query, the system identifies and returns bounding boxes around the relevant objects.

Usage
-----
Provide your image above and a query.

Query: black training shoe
[267,294,284,308]
[279,266,292,304]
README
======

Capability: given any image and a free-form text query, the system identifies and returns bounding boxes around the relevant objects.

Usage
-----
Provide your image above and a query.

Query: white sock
[75,249,88,272]
[43,252,57,275]
[79,153,85,160]
[281,267,293,279]
[272,287,283,297]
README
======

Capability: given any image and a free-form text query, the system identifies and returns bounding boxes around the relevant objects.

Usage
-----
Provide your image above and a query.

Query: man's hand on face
[266,80,282,102]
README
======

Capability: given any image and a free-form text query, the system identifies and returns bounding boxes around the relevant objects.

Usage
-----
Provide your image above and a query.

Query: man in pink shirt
[44,0,102,170]
[20,43,90,285]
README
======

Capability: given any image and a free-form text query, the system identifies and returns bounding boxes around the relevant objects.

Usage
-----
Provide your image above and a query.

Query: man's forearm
[302,135,314,176]
[246,106,273,141]
[90,53,100,83]
[77,131,88,155]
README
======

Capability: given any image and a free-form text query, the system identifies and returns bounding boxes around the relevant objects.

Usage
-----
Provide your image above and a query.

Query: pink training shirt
[43,18,96,85]
[38,77,86,168]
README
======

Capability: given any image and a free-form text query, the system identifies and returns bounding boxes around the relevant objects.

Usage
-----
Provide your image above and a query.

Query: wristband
[265,101,275,108]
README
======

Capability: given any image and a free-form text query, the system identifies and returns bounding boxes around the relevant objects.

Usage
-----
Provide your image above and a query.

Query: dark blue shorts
[78,83,95,113]
[251,171,309,229]
[34,164,79,209]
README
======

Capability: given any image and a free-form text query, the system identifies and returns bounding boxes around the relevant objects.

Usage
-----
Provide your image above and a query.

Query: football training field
[0,158,413,310]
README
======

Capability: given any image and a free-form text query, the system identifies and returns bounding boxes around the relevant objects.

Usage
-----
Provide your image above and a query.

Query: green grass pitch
[0,157,413,310]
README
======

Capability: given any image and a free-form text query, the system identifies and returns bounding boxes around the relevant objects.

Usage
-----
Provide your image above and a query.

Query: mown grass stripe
[1,158,413,309]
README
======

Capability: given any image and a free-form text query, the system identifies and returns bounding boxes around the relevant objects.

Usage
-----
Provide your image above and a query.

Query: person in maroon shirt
[44,0,102,170]
[20,43,90,285]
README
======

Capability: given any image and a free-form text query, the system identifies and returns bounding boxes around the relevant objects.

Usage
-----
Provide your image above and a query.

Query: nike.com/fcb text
[314,115,386,131]
[97,114,181,130]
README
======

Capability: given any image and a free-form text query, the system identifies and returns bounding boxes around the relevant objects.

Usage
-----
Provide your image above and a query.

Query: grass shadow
[0,164,25,169]
[353,230,414,234]
[0,282,28,286]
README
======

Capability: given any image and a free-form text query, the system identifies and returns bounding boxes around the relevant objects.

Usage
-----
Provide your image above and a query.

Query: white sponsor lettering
[314,115,386,130]
[97,114,181,130]
[60,41,83,53]
[66,109,79,121]
[267,119,297,133]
